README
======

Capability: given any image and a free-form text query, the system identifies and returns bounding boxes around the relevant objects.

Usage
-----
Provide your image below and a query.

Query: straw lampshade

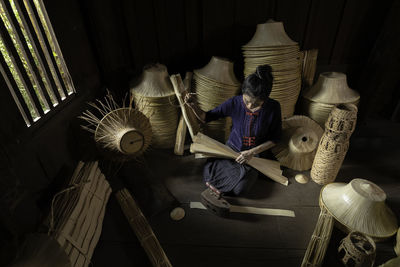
[192,57,241,142]
[302,72,360,127]
[79,95,152,161]
[272,115,323,171]
[242,19,301,119]
[321,179,398,241]
[131,63,179,148]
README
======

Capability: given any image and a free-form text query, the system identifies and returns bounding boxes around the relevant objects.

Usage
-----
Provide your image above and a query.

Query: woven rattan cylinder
[338,231,376,267]
[131,64,179,149]
[325,104,358,134]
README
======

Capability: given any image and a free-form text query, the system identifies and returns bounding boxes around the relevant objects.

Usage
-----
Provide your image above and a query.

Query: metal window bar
[0,54,33,125]
[34,0,75,95]
[22,0,67,99]
[0,20,43,118]
[12,0,62,103]
[0,0,51,112]
[8,0,60,105]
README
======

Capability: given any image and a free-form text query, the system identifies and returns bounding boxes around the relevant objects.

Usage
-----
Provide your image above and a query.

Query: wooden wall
[79,0,394,99]
[0,0,399,264]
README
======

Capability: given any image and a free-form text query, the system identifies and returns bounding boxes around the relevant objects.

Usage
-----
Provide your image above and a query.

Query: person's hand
[236,150,254,164]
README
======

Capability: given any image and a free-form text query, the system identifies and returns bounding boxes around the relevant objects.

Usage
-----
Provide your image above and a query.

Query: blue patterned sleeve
[205,97,235,122]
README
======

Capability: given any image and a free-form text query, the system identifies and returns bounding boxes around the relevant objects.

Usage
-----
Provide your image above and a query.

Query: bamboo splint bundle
[190,132,288,186]
[301,49,318,89]
[301,204,334,267]
[115,188,172,267]
[50,161,112,267]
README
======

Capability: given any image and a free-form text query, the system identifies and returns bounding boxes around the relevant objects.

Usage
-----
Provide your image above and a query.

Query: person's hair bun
[256,64,273,83]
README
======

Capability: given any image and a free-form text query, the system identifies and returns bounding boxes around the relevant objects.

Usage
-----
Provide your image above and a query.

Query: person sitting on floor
[187,64,282,200]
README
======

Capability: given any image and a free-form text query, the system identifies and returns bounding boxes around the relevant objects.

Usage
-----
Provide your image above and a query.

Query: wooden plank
[174,115,187,156]
[302,0,346,65]
[184,0,203,70]
[330,0,393,65]
[153,0,186,74]
[202,0,235,59]
[275,0,312,48]
[15,0,62,103]
[24,0,68,98]
[0,15,43,118]
[1,0,52,111]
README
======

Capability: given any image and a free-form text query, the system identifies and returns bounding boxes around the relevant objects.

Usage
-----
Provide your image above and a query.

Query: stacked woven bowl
[302,72,360,128]
[193,57,241,142]
[242,19,302,119]
[130,63,179,149]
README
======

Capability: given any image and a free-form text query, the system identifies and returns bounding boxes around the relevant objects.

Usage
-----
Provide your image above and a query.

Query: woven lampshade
[242,19,301,119]
[321,179,398,241]
[302,72,360,127]
[130,63,179,148]
[272,115,323,171]
[192,57,240,142]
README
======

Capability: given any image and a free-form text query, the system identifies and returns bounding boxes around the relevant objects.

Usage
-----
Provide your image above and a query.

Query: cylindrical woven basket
[130,64,179,149]
[311,135,349,185]
[325,103,358,134]
[338,231,376,267]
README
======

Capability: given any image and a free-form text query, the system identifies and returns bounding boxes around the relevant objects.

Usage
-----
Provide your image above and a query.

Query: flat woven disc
[170,207,185,221]
[295,173,309,184]
[119,130,144,154]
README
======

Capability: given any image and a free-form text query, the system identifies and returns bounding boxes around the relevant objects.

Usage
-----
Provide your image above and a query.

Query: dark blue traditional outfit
[203,95,282,195]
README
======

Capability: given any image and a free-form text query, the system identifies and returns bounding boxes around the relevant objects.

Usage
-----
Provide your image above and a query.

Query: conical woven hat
[303,72,360,104]
[130,63,174,97]
[321,179,398,240]
[243,19,297,48]
[194,56,240,86]
[272,115,323,171]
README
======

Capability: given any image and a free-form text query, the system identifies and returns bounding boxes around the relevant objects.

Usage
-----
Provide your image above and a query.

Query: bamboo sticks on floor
[115,188,172,267]
[49,161,112,267]
[301,204,334,267]
[190,132,288,186]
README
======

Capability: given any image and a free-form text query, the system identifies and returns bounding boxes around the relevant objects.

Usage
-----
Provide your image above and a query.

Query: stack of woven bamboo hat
[242,19,302,119]
[192,56,241,142]
[130,63,179,149]
[311,103,358,185]
[302,72,360,127]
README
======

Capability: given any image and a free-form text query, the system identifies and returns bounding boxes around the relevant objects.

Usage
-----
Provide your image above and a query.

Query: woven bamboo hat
[272,115,323,171]
[194,56,240,86]
[243,19,298,48]
[303,72,360,104]
[130,63,179,148]
[321,179,398,241]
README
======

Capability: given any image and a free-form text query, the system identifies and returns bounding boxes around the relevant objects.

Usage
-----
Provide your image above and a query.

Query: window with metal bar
[0,0,75,127]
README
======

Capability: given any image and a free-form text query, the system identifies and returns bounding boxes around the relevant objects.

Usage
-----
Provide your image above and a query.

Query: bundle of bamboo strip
[301,204,334,267]
[190,133,288,186]
[49,161,112,267]
[301,49,318,89]
[115,188,172,267]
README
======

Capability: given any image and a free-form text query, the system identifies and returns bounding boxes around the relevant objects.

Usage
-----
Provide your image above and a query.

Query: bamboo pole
[115,188,172,267]
[174,115,187,155]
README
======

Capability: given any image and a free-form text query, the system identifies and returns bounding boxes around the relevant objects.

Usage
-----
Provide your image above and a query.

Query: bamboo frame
[115,188,172,267]
[190,133,288,186]
[174,115,187,155]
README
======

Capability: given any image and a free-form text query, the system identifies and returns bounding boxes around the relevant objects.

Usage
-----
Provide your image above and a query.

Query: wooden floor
[92,119,400,267]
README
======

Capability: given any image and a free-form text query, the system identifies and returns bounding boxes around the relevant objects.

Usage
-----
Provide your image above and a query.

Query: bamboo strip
[115,188,172,267]
[170,73,200,139]
[174,115,187,155]
[191,133,288,186]
[301,205,334,267]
